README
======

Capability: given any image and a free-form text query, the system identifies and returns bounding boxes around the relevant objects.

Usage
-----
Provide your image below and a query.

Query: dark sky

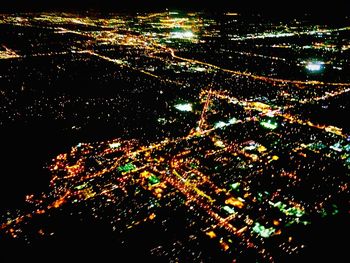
[1,0,349,15]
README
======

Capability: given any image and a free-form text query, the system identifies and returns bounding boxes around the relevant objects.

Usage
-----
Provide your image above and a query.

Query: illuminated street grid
[0,12,350,262]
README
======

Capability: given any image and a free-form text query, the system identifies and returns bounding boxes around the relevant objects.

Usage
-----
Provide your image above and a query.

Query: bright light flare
[305,61,323,72]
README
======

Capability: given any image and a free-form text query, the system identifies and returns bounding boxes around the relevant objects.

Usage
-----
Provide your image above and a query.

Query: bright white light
[213,118,239,129]
[109,142,121,148]
[183,31,194,38]
[193,66,207,72]
[228,118,238,124]
[214,121,226,129]
[170,31,195,39]
[174,103,193,112]
[306,61,323,71]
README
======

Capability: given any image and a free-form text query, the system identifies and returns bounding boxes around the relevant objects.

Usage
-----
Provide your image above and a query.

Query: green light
[332,204,339,216]
[320,208,327,218]
[252,222,275,238]
[257,192,263,202]
[344,144,350,152]
[269,201,305,218]
[261,119,278,130]
[230,182,240,191]
[189,163,198,169]
[118,163,136,172]
[285,207,304,217]
[308,142,326,151]
[148,174,160,185]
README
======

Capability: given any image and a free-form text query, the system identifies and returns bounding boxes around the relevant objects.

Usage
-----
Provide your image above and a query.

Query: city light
[260,119,278,130]
[305,61,324,72]
[109,142,121,148]
[170,30,195,39]
[174,102,193,112]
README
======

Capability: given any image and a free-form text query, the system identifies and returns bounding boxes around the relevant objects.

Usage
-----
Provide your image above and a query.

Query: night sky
[1,0,349,14]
